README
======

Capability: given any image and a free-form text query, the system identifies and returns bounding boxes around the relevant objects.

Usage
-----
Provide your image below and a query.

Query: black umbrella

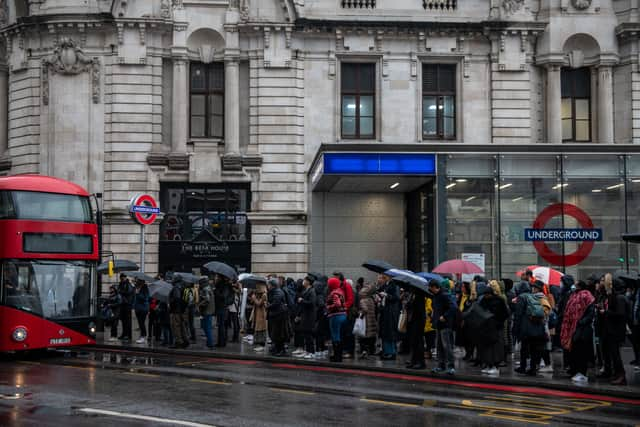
[203,261,238,281]
[174,272,201,284]
[238,273,267,289]
[148,280,172,303]
[362,260,396,274]
[613,270,639,288]
[123,271,155,283]
[385,269,431,294]
[97,259,139,274]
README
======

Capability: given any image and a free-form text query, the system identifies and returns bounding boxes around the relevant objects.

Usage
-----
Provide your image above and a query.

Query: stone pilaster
[171,57,188,154]
[224,59,240,160]
[546,64,562,143]
[0,64,7,157]
[598,65,614,143]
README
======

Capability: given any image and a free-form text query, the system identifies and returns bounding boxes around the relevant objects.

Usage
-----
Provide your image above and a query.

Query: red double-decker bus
[0,175,99,352]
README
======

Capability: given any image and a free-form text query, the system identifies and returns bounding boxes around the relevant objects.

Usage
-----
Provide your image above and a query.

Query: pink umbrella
[516,265,564,286]
[433,259,484,275]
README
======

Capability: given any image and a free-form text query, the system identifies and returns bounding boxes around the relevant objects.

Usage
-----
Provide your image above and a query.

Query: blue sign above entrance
[323,153,436,175]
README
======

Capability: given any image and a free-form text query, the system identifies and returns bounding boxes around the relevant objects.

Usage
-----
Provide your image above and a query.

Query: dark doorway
[406,181,436,273]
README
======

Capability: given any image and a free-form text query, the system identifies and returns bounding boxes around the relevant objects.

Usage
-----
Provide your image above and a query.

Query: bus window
[0,191,15,219]
[11,191,92,223]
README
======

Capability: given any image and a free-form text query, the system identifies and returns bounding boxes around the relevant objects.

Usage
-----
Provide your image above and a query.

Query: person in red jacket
[333,272,356,358]
[326,277,347,362]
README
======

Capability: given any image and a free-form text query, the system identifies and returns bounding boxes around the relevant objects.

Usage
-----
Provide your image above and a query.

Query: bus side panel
[0,306,95,352]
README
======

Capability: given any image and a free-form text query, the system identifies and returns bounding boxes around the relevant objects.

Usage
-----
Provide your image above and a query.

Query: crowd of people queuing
[102,268,640,386]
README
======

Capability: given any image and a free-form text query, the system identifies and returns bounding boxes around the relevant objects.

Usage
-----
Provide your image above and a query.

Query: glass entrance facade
[442,154,638,279]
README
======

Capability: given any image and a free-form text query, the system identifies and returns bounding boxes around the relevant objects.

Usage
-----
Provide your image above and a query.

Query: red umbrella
[433,259,484,275]
[516,265,564,286]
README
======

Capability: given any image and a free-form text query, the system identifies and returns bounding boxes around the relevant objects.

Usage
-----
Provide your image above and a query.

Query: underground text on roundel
[524,228,603,242]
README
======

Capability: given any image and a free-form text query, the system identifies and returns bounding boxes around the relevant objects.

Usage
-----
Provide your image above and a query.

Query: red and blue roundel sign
[524,203,602,267]
[129,194,160,226]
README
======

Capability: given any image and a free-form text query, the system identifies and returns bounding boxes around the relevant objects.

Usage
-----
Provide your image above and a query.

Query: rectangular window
[561,68,591,142]
[190,62,224,138]
[341,63,376,139]
[422,64,456,140]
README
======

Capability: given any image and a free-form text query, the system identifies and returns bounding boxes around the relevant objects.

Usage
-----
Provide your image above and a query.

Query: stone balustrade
[341,0,376,8]
[423,0,457,10]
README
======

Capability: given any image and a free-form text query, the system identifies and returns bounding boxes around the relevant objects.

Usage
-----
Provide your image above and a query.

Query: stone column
[223,58,241,168]
[597,65,614,144]
[0,65,7,156]
[171,58,188,153]
[546,64,562,144]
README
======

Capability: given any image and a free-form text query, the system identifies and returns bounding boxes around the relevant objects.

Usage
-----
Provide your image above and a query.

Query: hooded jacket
[326,277,346,317]
[431,284,457,330]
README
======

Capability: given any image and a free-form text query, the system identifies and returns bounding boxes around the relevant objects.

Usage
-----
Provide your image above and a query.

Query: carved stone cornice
[41,37,100,105]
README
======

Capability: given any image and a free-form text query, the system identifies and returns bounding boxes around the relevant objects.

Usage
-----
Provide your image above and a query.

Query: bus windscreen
[2,260,94,319]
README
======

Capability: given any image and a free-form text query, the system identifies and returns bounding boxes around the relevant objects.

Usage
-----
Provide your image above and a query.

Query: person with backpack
[133,278,150,344]
[214,275,234,348]
[514,280,550,376]
[198,277,216,349]
[326,277,347,362]
[168,276,189,349]
[117,274,135,341]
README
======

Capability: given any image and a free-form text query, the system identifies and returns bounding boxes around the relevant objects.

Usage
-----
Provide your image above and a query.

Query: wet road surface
[0,350,638,427]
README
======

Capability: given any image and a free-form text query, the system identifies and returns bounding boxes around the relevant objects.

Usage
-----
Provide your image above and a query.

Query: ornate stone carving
[502,0,524,15]
[0,0,8,28]
[41,38,100,105]
[160,0,171,18]
[172,0,183,9]
[572,0,591,10]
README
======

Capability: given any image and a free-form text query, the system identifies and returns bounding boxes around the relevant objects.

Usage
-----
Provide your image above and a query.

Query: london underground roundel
[524,203,602,267]
[129,194,160,225]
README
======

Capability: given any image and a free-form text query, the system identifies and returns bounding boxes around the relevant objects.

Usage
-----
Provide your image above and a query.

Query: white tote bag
[353,316,366,338]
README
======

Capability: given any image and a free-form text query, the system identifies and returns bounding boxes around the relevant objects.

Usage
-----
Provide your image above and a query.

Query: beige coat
[251,291,268,332]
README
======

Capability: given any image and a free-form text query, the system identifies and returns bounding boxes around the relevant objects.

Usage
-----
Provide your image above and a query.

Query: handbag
[353,315,366,338]
[397,310,407,333]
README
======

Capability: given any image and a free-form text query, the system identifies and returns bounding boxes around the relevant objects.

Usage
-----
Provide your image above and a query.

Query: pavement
[91,330,640,400]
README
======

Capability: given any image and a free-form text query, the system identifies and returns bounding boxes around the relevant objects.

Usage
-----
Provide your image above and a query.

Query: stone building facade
[2,0,640,280]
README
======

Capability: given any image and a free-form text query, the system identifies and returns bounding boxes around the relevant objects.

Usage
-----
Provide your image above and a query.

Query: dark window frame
[189,62,225,139]
[422,63,457,140]
[340,62,376,140]
[561,67,591,143]
[159,183,251,243]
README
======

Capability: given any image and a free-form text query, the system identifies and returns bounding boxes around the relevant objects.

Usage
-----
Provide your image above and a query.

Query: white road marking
[76,408,216,427]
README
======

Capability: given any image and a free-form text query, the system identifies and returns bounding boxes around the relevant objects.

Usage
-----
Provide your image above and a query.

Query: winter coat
[378,281,401,341]
[513,291,548,340]
[431,290,457,330]
[298,287,316,332]
[326,288,346,317]
[169,282,186,314]
[267,287,288,319]
[198,285,216,316]
[478,294,509,344]
[105,292,121,319]
[118,279,135,307]
[604,293,630,343]
[251,291,267,332]
[572,303,595,348]
[133,285,150,313]
[214,282,232,311]
[407,292,426,333]
[424,297,434,333]
[560,289,594,351]
[359,285,378,338]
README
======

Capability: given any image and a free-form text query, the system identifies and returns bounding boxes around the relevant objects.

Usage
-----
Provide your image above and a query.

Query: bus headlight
[88,322,97,336]
[12,327,27,342]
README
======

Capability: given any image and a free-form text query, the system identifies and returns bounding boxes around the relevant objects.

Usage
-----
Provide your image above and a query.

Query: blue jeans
[437,328,455,369]
[329,314,346,342]
[202,314,214,348]
[382,340,397,356]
